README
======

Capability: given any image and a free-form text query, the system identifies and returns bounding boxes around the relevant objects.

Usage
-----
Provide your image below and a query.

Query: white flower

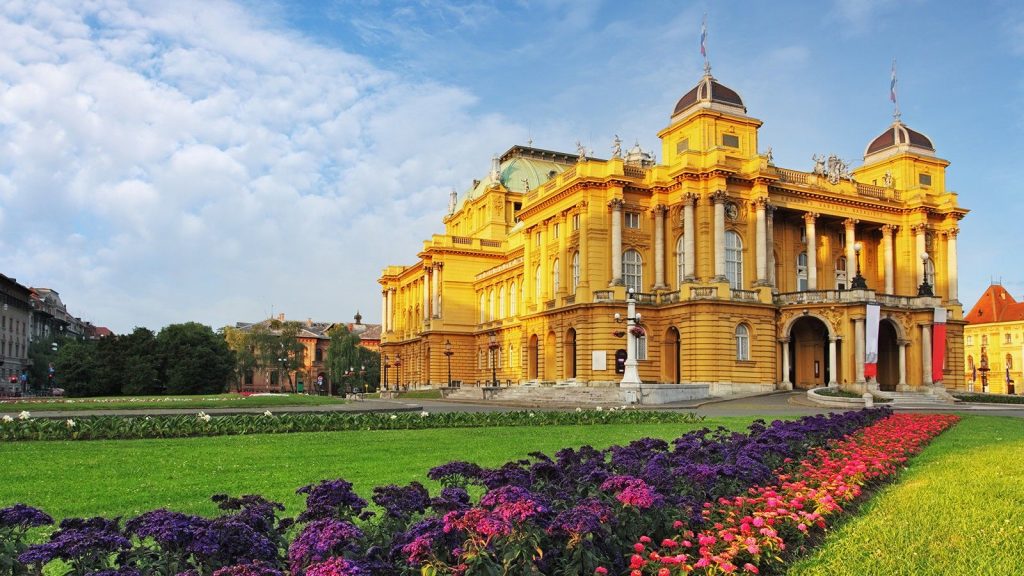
[621,405,628,410]
[420,411,429,418]
[390,414,397,420]
[575,407,583,412]
[66,419,76,428]
[144,416,152,421]
[529,412,535,418]
[596,406,603,411]
[18,411,30,420]
[263,410,273,417]
[197,411,211,422]
[2,414,13,423]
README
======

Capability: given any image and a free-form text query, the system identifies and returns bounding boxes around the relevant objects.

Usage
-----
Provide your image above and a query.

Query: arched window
[535,265,542,302]
[479,293,485,323]
[796,252,808,291]
[968,355,975,370]
[498,287,505,319]
[636,328,648,361]
[725,231,743,290]
[623,249,643,292]
[552,258,560,296]
[488,290,495,321]
[571,251,580,294]
[1007,354,1014,370]
[835,256,848,290]
[508,344,515,368]
[509,282,517,316]
[676,235,685,286]
[735,324,750,361]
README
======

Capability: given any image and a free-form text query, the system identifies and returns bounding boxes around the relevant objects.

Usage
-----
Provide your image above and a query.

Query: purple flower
[211,561,285,576]
[371,482,430,520]
[18,517,131,568]
[305,557,369,576]
[296,480,368,523]
[430,487,471,513]
[188,518,279,567]
[0,504,54,530]
[126,509,211,550]
[288,519,363,574]
[395,517,446,566]
[547,499,611,538]
[599,476,663,509]
[427,461,483,487]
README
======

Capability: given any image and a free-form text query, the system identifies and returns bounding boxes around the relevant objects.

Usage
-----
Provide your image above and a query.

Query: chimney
[277,313,285,321]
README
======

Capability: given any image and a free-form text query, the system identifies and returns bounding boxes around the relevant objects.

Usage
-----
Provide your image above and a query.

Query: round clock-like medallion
[725,202,739,221]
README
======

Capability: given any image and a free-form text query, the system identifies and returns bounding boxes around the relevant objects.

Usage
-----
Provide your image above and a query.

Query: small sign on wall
[592,351,607,371]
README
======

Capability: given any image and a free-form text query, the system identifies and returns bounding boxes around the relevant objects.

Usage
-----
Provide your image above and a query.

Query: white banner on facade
[864,304,880,378]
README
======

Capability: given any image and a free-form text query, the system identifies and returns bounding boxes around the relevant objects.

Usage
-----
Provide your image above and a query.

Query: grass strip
[787,414,1024,576]
[0,393,346,412]
[0,418,756,521]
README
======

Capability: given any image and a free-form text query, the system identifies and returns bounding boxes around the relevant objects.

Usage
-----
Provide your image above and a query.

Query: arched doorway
[662,327,681,383]
[564,328,577,379]
[544,331,557,381]
[789,316,830,389]
[527,334,539,380]
[876,319,900,391]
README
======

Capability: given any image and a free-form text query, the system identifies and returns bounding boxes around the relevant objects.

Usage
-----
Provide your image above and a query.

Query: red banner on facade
[932,308,947,384]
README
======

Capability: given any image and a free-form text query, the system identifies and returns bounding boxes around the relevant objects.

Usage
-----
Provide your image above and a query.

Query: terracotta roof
[358,324,382,341]
[965,284,1024,324]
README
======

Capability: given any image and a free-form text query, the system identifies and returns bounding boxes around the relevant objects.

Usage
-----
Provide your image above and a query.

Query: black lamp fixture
[488,332,499,387]
[850,241,868,289]
[443,340,454,387]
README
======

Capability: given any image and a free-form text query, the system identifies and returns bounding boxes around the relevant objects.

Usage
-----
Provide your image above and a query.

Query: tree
[27,337,64,391]
[53,339,99,397]
[156,322,235,394]
[325,324,362,395]
[223,325,257,392]
[118,327,160,395]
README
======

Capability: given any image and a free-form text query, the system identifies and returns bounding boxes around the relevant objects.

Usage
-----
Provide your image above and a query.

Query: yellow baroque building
[963,284,1024,395]
[378,70,967,399]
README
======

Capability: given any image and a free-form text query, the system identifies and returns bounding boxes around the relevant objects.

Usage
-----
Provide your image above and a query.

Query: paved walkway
[5,391,1024,419]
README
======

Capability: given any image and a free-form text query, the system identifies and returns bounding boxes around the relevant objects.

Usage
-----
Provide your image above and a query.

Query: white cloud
[0,0,522,331]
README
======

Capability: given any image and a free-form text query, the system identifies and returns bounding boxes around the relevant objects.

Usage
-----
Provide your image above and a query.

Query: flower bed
[0,408,703,442]
[0,410,893,575]
[626,412,959,575]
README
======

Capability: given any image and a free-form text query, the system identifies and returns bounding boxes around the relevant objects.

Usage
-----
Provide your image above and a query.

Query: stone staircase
[879,390,957,407]
[445,385,627,406]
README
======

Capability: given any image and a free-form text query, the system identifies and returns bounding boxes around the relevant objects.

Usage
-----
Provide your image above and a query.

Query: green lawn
[0,393,346,413]
[788,414,1024,575]
[0,418,755,520]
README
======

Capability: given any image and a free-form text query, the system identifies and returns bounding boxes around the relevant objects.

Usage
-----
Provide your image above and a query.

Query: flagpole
[891,58,900,122]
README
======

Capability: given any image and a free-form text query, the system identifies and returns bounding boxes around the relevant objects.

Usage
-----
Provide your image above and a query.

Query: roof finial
[701,13,711,76]
[890,58,900,122]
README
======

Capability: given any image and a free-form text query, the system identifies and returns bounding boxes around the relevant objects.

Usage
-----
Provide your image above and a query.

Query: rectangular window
[966,336,972,346]
[553,223,560,238]
[1006,333,1013,344]
[919,173,932,186]
[676,138,689,153]
[637,336,647,361]
[625,212,640,229]
[535,232,541,246]
[722,134,740,148]
[572,213,580,231]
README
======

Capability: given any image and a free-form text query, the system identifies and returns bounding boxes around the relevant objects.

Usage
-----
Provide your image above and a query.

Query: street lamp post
[395,354,402,391]
[614,288,642,386]
[917,253,934,296]
[488,332,499,387]
[850,241,868,289]
[382,354,389,391]
[443,340,454,388]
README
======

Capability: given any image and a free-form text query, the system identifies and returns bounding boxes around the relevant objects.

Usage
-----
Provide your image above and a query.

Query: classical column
[780,339,792,390]
[804,213,819,290]
[540,221,550,301]
[578,202,590,289]
[653,204,667,289]
[946,228,960,302]
[754,198,768,284]
[921,323,933,387]
[897,340,909,391]
[881,225,896,294]
[434,264,443,317]
[386,289,394,333]
[557,212,568,295]
[609,199,624,286]
[828,337,838,387]
[854,317,866,385]
[683,193,697,281]
[844,219,857,286]
[381,291,388,333]
[431,265,439,318]
[913,224,927,287]
[713,191,727,280]
[766,205,776,287]
[523,227,534,306]
[422,273,429,320]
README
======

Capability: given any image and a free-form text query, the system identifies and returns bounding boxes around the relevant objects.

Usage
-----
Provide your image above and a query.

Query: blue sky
[0,0,1021,333]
